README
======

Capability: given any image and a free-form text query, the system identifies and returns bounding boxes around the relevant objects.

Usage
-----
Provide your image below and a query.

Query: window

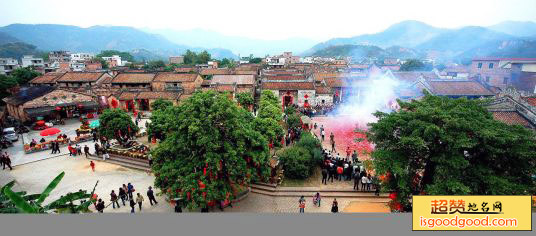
[477,62,483,69]
[503,77,509,84]
[485,77,490,83]
[489,63,494,69]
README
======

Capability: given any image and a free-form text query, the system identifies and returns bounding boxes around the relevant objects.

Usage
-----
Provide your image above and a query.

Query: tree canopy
[368,93,536,209]
[143,60,166,70]
[235,92,254,108]
[400,59,432,71]
[96,50,134,62]
[10,67,41,85]
[183,50,211,65]
[98,109,139,144]
[151,98,173,111]
[151,91,271,210]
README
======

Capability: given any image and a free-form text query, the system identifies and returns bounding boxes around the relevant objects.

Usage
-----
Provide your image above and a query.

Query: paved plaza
[0,114,389,213]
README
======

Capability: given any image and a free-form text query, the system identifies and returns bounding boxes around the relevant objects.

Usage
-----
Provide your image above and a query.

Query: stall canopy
[80,101,100,111]
[25,106,56,118]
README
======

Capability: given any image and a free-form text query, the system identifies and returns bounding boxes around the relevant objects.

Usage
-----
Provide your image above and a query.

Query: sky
[1,0,535,41]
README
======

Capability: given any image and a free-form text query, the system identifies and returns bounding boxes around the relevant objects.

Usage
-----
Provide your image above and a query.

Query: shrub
[278,146,313,179]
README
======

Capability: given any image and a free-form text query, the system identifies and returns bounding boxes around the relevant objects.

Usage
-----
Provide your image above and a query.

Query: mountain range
[0,24,237,61]
[144,28,318,57]
[306,20,536,63]
[0,20,535,63]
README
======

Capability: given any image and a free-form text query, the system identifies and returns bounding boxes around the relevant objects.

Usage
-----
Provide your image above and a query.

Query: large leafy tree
[368,93,536,209]
[151,91,271,210]
[98,109,139,145]
[10,67,41,85]
[235,92,254,108]
[400,59,432,71]
[151,98,173,111]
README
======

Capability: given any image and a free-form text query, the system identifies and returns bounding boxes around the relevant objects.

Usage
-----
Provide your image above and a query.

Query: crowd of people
[93,183,160,213]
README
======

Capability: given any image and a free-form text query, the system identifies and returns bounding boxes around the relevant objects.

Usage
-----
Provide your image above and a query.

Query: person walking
[298,196,305,213]
[96,199,105,213]
[94,143,100,156]
[90,161,95,172]
[321,130,325,142]
[50,141,56,154]
[68,145,74,156]
[321,168,328,185]
[76,144,82,156]
[136,193,144,211]
[331,140,336,153]
[92,131,98,143]
[129,198,136,213]
[127,183,134,200]
[336,165,343,181]
[329,132,334,143]
[3,152,12,170]
[0,153,5,170]
[110,190,120,209]
[118,186,127,206]
[84,145,90,158]
[122,184,129,200]
[331,199,339,213]
[147,186,158,205]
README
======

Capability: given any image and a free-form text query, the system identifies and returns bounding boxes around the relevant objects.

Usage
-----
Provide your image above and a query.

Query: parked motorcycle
[52,119,65,125]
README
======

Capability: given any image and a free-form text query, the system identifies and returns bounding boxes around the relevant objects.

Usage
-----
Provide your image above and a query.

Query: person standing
[361,175,369,191]
[136,193,144,211]
[329,132,334,143]
[331,140,336,153]
[327,165,334,183]
[68,145,74,156]
[298,196,305,213]
[3,152,12,170]
[147,186,158,205]
[314,192,321,207]
[50,141,56,154]
[321,130,325,142]
[352,150,358,163]
[118,186,127,206]
[353,170,360,190]
[0,153,5,170]
[336,165,343,181]
[92,131,98,142]
[76,144,82,156]
[321,168,328,185]
[90,161,95,172]
[129,198,136,213]
[83,145,90,158]
[366,174,372,191]
[102,148,109,161]
[331,199,338,213]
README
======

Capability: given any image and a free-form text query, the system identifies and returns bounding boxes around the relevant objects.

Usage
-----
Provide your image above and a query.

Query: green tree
[235,92,254,108]
[368,93,536,209]
[10,67,41,85]
[151,91,271,210]
[144,60,166,70]
[183,50,197,65]
[96,50,134,62]
[98,58,109,69]
[249,58,263,64]
[197,51,211,64]
[0,75,18,104]
[278,146,313,179]
[400,59,431,71]
[98,109,139,145]
[147,105,179,141]
[286,113,301,130]
[151,98,173,111]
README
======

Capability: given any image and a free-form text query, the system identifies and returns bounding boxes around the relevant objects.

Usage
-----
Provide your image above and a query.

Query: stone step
[108,155,150,167]
[250,183,378,193]
[104,159,151,172]
[108,154,149,164]
[87,155,151,172]
[250,188,389,201]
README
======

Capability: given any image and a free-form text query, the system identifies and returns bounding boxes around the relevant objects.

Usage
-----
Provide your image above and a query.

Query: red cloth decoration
[186,192,191,200]
[198,181,205,189]
[55,106,62,111]
[203,168,207,176]
[389,192,397,200]
[202,192,206,199]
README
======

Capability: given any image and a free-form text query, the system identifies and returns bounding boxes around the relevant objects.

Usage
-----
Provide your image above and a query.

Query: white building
[70,53,94,62]
[21,55,45,68]
[70,61,86,71]
[101,55,123,67]
[0,58,20,75]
